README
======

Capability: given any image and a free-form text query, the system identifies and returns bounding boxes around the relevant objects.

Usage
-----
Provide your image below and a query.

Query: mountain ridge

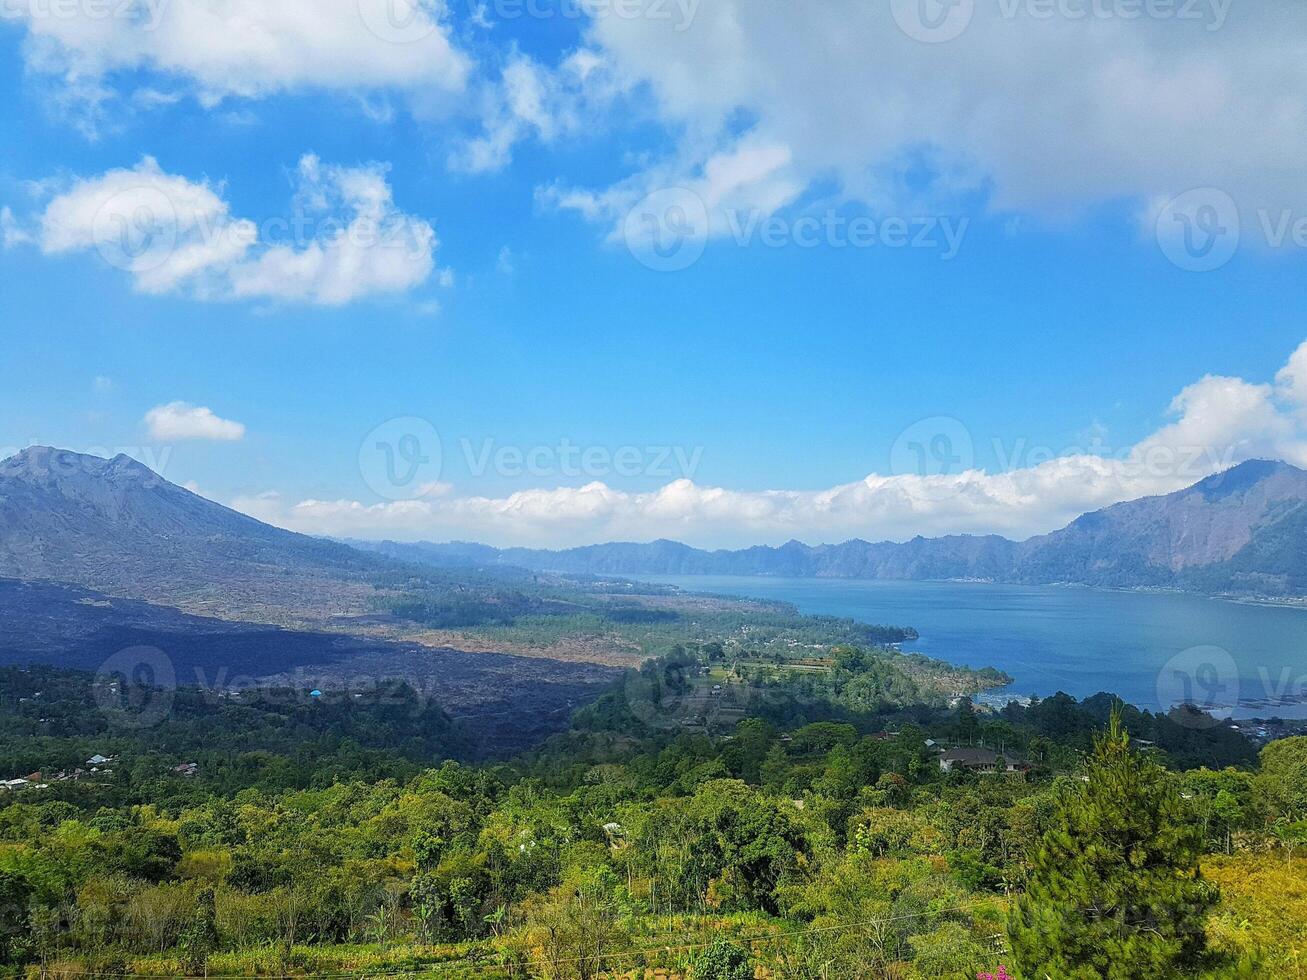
[353,459,1307,597]
[7,448,1307,600]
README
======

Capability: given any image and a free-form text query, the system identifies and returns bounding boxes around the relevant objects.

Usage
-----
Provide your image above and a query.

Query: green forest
[0,639,1304,979]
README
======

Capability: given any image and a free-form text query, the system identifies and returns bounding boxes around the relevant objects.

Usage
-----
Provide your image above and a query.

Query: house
[172,762,199,777]
[939,746,1028,774]
[86,754,112,766]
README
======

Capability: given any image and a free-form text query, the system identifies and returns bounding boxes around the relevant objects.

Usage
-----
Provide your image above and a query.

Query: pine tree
[179,887,219,976]
[1009,708,1216,979]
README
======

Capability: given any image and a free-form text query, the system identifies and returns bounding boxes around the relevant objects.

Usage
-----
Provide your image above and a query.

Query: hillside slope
[0,447,384,619]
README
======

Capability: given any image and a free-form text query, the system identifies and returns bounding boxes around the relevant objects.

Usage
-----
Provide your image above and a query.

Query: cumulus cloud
[531,2,1307,240]
[19,155,439,305]
[145,402,245,441]
[230,341,1307,549]
[11,0,469,111]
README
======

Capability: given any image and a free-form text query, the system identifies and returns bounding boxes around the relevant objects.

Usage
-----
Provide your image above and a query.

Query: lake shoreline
[627,574,1307,719]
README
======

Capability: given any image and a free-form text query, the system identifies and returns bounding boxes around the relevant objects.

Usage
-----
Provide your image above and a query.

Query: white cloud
[451,50,621,174]
[232,341,1307,549]
[12,0,470,110]
[226,156,437,306]
[18,155,439,306]
[495,245,514,275]
[145,402,245,441]
[1276,340,1307,419]
[533,2,1307,239]
[0,207,33,247]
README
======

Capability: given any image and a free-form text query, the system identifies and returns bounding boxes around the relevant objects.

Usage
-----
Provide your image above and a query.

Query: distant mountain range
[356,459,1307,597]
[6,447,1307,601]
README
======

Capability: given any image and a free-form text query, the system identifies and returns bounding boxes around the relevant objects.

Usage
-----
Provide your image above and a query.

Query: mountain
[0,449,626,754]
[8,447,1307,603]
[1017,460,1307,590]
[360,460,1307,597]
[0,446,384,619]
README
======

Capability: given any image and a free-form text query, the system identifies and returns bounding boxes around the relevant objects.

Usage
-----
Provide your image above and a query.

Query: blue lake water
[634,576,1307,717]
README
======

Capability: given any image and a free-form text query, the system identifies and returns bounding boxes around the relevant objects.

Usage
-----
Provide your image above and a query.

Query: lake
[633,576,1307,718]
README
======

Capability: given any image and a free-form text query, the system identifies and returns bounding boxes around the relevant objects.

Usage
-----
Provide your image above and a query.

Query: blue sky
[3,1,1307,547]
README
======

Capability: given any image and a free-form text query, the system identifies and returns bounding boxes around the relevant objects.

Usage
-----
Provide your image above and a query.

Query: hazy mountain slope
[373,460,1307,596]
[0,447,384,618]
[356,534,1019,580]
[1178,493,1307,596]
[1013,460,1307,588]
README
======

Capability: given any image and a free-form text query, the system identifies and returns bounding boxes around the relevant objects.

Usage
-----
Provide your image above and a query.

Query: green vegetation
[0,642,1300,978]
[373,573,923,661]
[1010,710,1218,979]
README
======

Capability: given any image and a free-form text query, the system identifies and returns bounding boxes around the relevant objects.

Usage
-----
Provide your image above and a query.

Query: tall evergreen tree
[1009,709,1216,979]
[179,887,220,976]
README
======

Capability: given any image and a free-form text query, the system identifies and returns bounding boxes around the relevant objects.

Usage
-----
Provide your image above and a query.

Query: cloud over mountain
[232,341,1307,549]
